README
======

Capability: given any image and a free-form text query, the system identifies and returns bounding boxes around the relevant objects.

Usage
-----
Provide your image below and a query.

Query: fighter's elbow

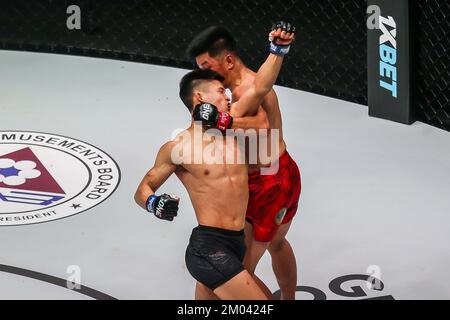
[133,190,140,206]
[134,186,146,209]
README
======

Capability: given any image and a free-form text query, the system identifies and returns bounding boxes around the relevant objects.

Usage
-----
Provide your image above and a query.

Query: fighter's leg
[213,269,268,300]
[195,281,219,300]
[244,222,269,273]
[243,221,273,299]
[267,220,297,300]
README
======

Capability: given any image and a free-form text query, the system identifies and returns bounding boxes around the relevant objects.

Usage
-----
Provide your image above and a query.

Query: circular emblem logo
[0,131,120,226]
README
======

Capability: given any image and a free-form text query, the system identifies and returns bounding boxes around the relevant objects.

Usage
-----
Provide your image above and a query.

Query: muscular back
[173,126,249,230]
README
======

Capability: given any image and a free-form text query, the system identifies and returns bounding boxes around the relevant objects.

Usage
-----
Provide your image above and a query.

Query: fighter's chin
[218,106,229,113]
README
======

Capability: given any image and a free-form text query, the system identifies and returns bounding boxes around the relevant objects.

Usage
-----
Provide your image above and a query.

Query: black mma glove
[146,193,179,221]
[193,103,233,131]
[269,21,296,56]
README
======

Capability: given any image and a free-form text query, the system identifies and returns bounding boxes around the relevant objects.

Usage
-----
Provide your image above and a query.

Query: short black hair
[186,26,237,59]
[179,69,225,112]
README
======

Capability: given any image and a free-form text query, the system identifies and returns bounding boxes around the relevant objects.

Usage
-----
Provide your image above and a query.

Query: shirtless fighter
[134,23,295,300]
[187,22,301,299]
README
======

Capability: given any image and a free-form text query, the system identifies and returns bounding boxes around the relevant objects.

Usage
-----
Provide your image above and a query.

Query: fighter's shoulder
[155,141,174,158]
[154,140,182,167]
[159,134,187,153]
[163,129,192,150]
[171,128,192,142]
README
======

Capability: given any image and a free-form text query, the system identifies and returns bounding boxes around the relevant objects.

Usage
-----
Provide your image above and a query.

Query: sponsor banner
[367,0,415,124]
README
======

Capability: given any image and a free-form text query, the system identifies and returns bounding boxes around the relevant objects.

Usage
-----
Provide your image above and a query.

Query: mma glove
[146,193,179,221]
[269,21,296,56]
[193,103,233,131]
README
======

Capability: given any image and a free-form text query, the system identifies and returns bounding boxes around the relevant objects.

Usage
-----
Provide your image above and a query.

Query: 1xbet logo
[367,5,398,98]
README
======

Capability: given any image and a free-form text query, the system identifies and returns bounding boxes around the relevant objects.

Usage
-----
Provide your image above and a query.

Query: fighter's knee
[268,238,287,252]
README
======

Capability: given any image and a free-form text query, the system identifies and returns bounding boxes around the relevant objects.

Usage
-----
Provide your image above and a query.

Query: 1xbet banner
[367,0,415,125]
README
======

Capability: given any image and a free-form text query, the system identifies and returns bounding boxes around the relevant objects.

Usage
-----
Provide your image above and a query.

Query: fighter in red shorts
[246,151,301,243]
[188,21,301,300]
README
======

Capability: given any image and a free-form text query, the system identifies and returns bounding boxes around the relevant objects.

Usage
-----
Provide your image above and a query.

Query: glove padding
[193,103,233,131]
[269,21,296,56]
[146,193,179,221]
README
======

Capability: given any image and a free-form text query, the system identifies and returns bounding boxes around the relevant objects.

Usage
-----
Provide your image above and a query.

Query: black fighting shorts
[185,225,246,290]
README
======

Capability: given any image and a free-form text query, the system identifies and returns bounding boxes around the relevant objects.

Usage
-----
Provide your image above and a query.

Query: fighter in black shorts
[135,22,295,299]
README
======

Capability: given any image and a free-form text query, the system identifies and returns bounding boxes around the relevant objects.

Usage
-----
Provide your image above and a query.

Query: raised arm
[231,21,295,118]
[231,106,270,130]
[134,141,180,221]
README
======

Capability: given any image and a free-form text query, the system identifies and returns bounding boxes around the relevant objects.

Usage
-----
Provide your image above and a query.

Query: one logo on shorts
[275,208,287,225]
[0,131,120,226]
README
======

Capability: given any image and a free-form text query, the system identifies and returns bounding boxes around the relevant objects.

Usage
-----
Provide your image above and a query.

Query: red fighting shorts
[246,151,301,242]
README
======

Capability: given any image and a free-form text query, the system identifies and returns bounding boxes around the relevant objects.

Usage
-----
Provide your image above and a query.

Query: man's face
[196,52,228,79]
[197,80,230,113]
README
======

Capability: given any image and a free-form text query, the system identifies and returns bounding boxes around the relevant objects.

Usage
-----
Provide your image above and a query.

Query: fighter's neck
[227,61,251,91]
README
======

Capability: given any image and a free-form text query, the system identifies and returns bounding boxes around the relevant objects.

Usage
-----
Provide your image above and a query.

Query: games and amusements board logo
[0,131,120,226]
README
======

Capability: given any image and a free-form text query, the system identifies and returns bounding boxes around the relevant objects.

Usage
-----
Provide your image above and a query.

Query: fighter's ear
[194,91,203,105]
[225,53,235,70]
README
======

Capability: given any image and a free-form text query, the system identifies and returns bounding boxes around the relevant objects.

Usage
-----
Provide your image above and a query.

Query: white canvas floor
[1,50,450,300]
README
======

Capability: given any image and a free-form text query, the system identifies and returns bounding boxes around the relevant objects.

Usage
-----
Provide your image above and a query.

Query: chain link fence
[0,1,449,131]
[416,0,450,131]
[0,0,368,105]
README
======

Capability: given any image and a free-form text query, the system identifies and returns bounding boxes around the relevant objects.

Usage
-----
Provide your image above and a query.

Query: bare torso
[174,126,248,231]
[231,68,286,170]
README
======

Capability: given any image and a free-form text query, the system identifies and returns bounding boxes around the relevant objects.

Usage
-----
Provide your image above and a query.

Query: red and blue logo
[0,131,120,226]
[0,147,65,206]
